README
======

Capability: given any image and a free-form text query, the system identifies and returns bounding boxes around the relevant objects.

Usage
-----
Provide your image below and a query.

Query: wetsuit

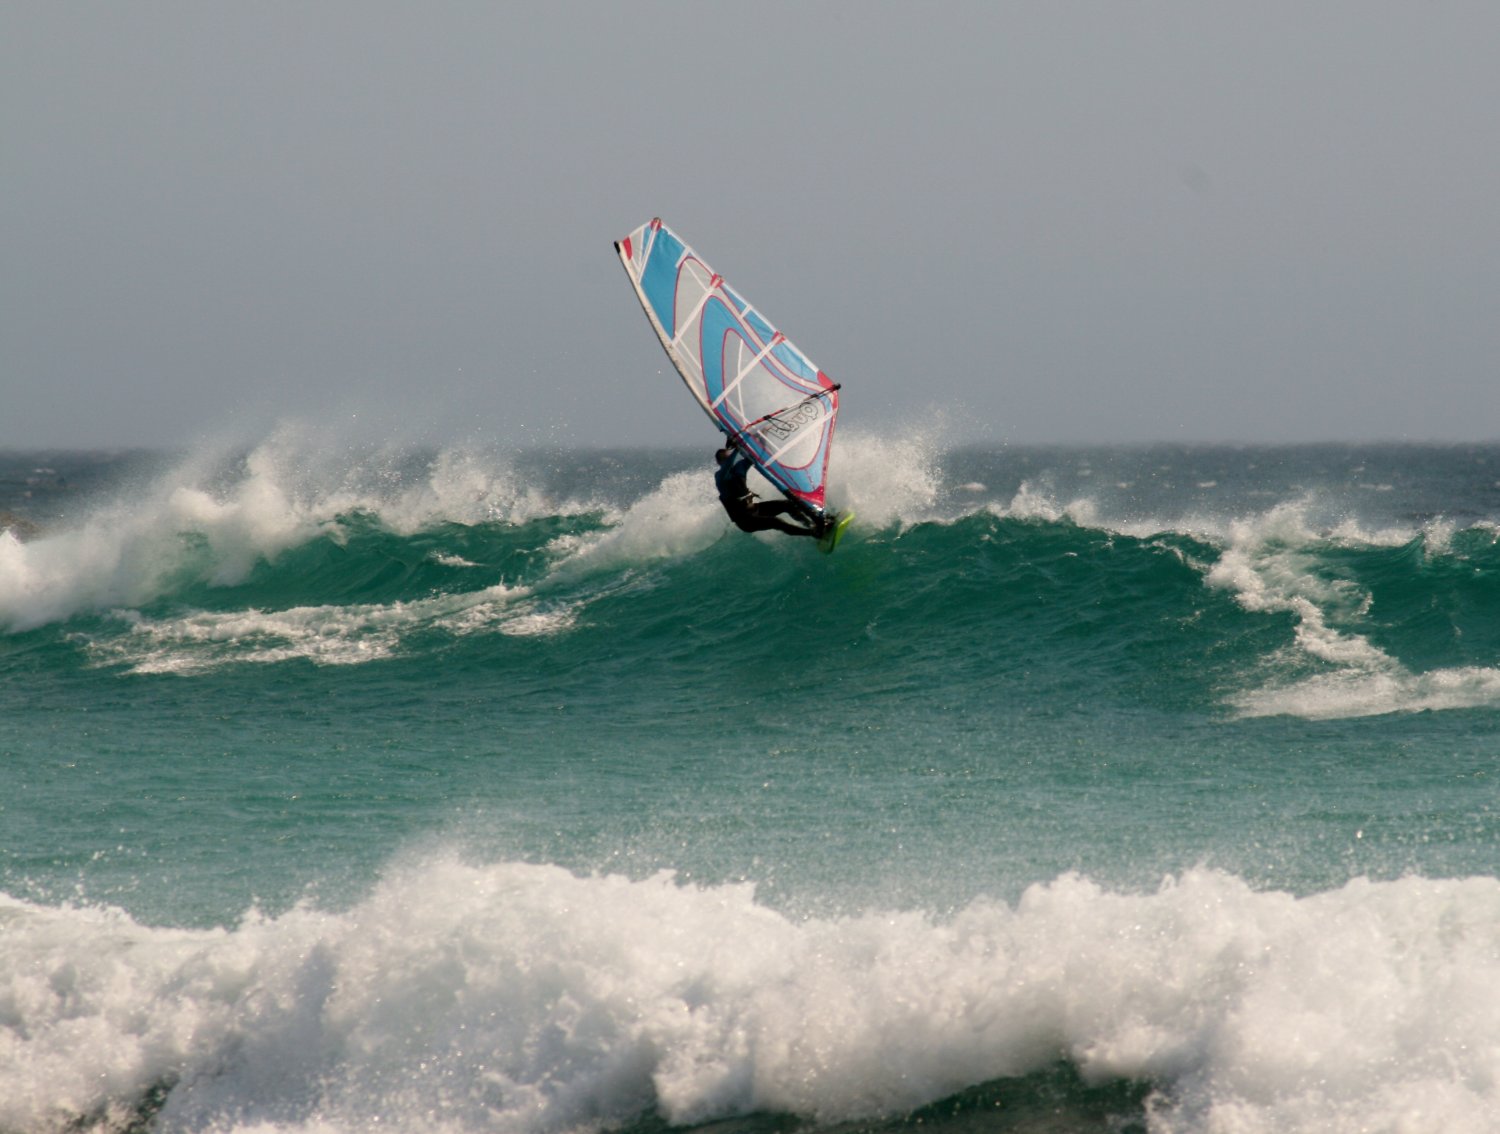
[714,448,822,538]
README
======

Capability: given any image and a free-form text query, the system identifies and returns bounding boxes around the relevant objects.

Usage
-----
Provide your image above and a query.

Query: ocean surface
[3,431,1499,1134]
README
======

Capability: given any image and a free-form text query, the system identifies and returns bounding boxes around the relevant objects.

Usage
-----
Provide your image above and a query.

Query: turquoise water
[3,433,1499,1133]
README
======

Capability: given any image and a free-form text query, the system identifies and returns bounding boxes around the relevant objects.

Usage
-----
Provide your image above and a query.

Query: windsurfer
[714,444,826,539]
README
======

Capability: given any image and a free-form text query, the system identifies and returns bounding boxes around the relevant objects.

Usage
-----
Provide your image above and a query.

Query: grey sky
[4,2,1498,449]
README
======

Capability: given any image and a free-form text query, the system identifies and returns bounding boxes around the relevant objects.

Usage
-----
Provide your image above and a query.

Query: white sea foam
[975,484,1499,721]
[1206,502,1386,668]
[430,551,481,568]
[2,864,1498,1134]
[960,482,1500,721]
[1198,501,1500,719]
[1234,662,1500,720]
[988,480,1103,529]
[551,469,724,573]
[0,427,572,635]
[5,422,602,668]
[371,444,570,535]
[831,428,943,528]
[0,456,322,634]
[84,583,536,674]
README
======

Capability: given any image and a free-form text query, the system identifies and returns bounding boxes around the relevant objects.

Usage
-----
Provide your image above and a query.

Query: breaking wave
[5,431,1500,720]
[3,860,1498,1134]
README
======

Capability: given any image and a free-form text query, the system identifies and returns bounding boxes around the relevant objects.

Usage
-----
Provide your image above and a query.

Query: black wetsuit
[714,449,821,538]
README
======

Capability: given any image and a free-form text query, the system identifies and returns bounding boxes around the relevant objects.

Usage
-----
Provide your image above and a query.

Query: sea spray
[0,430,569,634]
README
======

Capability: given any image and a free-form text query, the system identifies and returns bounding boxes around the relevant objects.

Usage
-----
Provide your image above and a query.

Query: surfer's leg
[779,503,834,537]
[770,518,819,538]
[748,502,819,538]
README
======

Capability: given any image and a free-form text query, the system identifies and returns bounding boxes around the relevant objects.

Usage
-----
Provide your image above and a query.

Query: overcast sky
[4,2,1498,450]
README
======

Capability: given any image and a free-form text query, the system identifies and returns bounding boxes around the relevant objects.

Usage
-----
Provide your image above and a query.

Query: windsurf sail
[615,218,840,516]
